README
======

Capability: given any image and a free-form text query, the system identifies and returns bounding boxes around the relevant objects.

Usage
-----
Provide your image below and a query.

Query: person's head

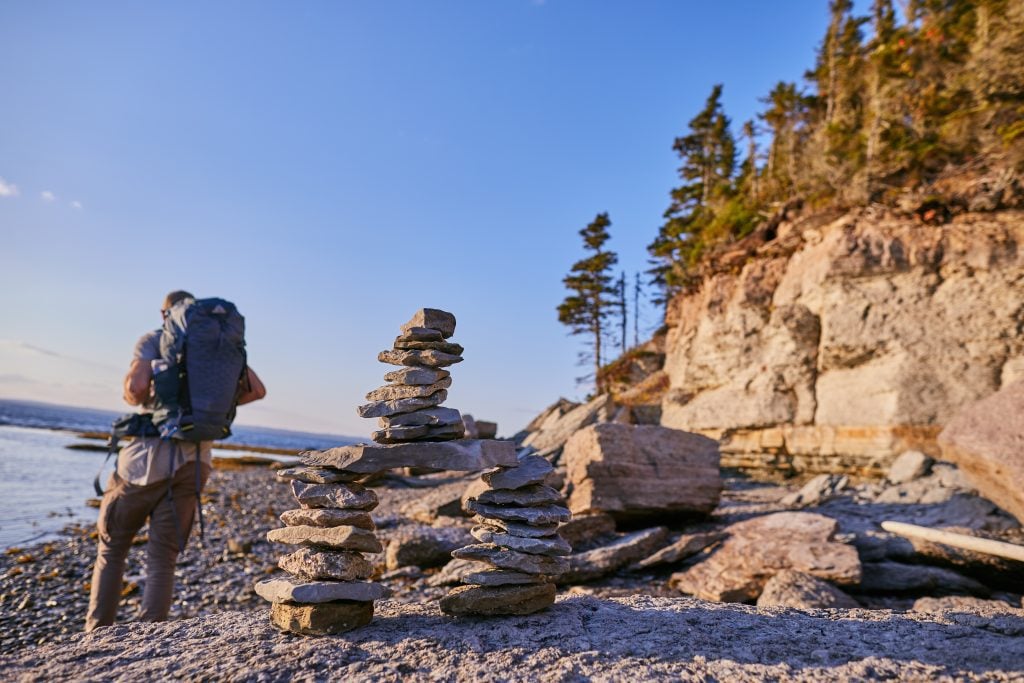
[161,290,194,319]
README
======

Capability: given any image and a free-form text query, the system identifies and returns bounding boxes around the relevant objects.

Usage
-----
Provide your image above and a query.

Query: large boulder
[897,526,1024,591]
[399,477,473,523]
[858,562,989,596]
[564,423,721,521]
[670,512,861,602]
[558,527,669,584]
[384,525,473,570]
[938,379,1024,523]
[520,395,613,458]
[557,513,617,548]
[756,570,860,609]
[912,596,1023,615]
[633,531,726,570]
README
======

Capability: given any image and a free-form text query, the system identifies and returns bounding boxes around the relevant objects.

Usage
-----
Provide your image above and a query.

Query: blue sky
[0,1,844,437]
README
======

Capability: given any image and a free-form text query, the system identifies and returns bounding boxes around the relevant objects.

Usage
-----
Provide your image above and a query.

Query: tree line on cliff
[559,0,1023,392]
[649,0,1024,298]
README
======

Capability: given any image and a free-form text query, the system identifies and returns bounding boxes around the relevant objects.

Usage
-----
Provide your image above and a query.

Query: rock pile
[255,307,522,633]
[358,308,467,444]
[254,465,389,635]
[440,454,573,615]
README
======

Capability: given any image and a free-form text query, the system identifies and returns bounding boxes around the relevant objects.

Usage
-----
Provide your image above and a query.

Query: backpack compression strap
[94,413,159,496]
[93,435,119,497]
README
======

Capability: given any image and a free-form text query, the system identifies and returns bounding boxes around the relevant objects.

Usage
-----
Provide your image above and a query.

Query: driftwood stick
[881,521,1024,563]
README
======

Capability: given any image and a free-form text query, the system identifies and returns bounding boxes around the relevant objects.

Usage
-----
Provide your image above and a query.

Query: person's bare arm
[237,366,267,405]
[123,359,152,406]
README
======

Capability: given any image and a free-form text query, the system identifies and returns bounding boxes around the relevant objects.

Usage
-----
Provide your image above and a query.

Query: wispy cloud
[70,200,83,210]
[0,373,35,384]
[0,339,119,369]
[41,190,56,202]
[0,177,19,197]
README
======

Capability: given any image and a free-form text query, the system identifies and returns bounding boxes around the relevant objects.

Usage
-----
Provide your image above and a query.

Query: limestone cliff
[660,209,1024,473]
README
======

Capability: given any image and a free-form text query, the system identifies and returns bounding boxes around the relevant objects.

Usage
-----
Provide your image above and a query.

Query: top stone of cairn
[401,309,456,339]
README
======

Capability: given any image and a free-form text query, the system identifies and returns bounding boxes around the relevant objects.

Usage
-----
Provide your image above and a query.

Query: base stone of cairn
[440,454,572,616]
[255,465,389,635]
[270,600,374,636]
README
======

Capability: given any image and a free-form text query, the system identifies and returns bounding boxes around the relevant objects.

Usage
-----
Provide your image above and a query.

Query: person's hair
[163,290,194,310]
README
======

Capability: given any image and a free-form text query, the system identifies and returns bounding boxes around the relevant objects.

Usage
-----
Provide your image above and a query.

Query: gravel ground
[3,461,1022,669]
[0,465,479,652]
[3,595,1024,681]
[0,464,293,651]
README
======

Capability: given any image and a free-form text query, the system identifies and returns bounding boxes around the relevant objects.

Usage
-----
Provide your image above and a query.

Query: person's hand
[237,367,267,405]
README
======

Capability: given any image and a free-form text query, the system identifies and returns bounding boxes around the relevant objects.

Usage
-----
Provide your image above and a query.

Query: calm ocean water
[0,399,359,548]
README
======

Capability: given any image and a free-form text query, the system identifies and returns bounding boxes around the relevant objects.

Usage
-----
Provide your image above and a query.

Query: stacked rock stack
[440,454,573,616]
[255,307,522,635]
[358,308,467,444]
[254,466,389,635]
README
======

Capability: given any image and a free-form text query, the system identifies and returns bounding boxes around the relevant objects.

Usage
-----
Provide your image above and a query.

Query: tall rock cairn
[440,454,572,615]
[254,466,389,635]
[358,308,466,442]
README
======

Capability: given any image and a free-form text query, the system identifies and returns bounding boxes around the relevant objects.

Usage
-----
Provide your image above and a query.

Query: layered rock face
[660,210,1024,472]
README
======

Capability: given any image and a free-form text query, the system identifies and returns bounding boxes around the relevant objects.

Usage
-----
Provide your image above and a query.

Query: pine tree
[738,119,760,201]
[557,213,619,393]
[760,81,810,202]
[643,0,1023,331]
[805,0,869,201]
[648,84,737,302]
[864,0,900,198]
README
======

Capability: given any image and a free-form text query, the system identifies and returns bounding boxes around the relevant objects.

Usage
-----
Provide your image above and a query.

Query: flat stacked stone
[255,465,389,635]
[359,309,468,444]
[440,454,572,616]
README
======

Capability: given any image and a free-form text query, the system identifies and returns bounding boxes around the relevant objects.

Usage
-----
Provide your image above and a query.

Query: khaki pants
[85,461,211,631]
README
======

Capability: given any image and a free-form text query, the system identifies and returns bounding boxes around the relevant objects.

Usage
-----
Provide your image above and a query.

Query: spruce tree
[738,119,760,201]
[557,213,619,393]
[806,0,869,201]
[643,0,1023,332]
[648,84,737,303]
[760,81,810,202]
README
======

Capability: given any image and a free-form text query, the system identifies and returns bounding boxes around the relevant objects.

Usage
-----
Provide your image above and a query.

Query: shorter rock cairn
[440,454,572,615]
[254,466,388,635]
[358,308,466,444]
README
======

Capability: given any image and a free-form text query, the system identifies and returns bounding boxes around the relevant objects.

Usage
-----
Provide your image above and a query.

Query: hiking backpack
[151,296,247,441]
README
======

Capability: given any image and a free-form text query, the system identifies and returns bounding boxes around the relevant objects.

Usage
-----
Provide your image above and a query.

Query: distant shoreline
[70,430,317,458]
[0,397,362,451]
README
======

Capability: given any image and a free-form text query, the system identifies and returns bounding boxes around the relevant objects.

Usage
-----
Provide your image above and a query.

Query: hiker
[85,290,266,631]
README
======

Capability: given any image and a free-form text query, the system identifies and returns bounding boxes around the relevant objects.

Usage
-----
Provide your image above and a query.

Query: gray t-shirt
[118,330,212,486]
